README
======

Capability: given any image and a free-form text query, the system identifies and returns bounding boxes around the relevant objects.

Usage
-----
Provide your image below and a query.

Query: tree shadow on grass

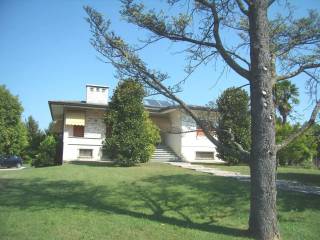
[68,161,117,167]
[277,172,320,187]
[0,174,251,238]
[1,171,318,238]
[276,171,320,215]
[277,189,320,212]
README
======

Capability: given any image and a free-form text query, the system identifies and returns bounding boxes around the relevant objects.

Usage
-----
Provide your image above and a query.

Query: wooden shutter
[73,126,84,137]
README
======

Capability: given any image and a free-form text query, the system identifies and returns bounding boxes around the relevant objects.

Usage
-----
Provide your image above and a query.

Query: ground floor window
[195,151,214,160]
[79,149,93,158]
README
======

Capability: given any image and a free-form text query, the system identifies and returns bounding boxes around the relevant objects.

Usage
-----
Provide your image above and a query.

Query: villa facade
[49,84,221,163]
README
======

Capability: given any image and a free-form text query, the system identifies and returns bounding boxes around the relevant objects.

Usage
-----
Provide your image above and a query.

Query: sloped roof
[49,99,214,121]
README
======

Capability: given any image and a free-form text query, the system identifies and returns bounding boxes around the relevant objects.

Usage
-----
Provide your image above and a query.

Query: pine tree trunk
[248,1,280,239]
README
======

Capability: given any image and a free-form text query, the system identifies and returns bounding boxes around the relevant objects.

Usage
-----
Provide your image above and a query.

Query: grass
[199,164,320,187]
[0,163,319,240]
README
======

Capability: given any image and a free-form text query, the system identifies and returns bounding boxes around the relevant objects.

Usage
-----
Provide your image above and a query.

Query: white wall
[180,112,219,162]
[63,109,107,161]
[164,111,182,157]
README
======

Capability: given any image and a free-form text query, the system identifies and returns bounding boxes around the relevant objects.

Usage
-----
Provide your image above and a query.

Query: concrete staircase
[151,145,180,162]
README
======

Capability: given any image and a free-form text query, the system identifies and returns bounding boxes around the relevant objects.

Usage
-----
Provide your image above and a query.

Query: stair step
[151,145,180,162]
[153,153,174,156]
[153,152,176,155]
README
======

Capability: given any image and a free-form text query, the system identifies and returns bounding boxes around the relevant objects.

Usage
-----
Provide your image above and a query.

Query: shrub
[276,122,317,166]
[32,135,57,167]
[104,80,160,166]
[313,124,320,167]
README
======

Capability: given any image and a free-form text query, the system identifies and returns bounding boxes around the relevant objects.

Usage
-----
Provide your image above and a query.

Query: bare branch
[276,101,320,151]
[235,83,250,89]
[176,51,217,88]
[132,36,165,52]
[276,63,320,81]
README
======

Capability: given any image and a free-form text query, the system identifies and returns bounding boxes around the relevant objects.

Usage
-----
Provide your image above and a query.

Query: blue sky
[1,0,319,129]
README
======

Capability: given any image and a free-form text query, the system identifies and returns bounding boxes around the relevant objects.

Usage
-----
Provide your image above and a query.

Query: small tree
[23,116,44,163]
[32,135,57,167]
[216,87,251,165]
[104,80,160,166]
[45,121,63,165]
[0,85,28,156]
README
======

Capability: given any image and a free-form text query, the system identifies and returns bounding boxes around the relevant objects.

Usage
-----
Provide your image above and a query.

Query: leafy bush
[276,122,317,166]
[216,87,251,165]
[32,135,57,167]
[104,80,160,166]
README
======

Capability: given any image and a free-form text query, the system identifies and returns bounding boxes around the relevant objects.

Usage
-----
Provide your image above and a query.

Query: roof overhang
[145,105,216,115]
[49,100,216,121]
[86,84,109,89]
[48,101,108,122]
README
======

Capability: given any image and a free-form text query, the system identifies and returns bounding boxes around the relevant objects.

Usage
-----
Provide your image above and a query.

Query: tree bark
[248,1,280,239]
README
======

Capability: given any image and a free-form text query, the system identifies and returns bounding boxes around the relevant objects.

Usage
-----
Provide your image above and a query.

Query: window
[96,87,100,92]
[195,151,214,160]
[73,126,84,137]
[101,88,106,92]
[79,149,93,158]
[196,128,205,137]
[90,87,94,91]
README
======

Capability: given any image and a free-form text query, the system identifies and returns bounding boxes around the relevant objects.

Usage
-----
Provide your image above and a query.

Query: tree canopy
[0,85,28,155]
[274,80,299,125]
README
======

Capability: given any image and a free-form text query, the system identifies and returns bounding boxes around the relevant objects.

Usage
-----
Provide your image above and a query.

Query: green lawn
[199,164,320,187]
[0,163,319,240]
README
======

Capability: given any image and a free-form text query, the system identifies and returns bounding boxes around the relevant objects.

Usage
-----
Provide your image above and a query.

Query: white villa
[49,84,221,163]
